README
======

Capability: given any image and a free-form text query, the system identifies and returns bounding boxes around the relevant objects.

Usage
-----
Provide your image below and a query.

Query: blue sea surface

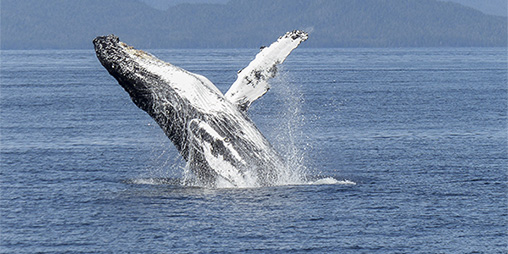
[1,48,507,253]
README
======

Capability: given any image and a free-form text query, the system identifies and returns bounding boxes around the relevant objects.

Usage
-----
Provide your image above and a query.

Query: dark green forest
[1,0,506,49]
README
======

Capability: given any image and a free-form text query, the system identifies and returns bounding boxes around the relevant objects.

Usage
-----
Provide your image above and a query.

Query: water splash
[267,70,309,185]
[142,69,345,189]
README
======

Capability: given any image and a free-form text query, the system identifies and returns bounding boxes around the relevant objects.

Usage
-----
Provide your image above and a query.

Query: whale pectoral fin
[224,30,308,111]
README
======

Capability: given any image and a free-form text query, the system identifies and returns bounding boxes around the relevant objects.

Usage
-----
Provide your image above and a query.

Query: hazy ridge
[1,0,506,49]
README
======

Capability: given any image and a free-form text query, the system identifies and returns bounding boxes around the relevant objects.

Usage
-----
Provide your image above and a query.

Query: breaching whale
[93,31,308,187]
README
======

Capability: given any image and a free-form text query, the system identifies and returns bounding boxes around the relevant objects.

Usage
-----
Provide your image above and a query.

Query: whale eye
[224,137,231,142]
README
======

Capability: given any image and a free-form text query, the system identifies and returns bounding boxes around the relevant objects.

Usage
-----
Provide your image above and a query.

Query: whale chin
[94,31,308,187]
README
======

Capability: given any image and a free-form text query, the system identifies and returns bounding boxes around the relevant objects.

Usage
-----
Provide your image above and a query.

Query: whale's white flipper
[225,30,308,111]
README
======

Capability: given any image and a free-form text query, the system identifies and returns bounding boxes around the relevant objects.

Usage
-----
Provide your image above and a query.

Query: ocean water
[1,47,506,253]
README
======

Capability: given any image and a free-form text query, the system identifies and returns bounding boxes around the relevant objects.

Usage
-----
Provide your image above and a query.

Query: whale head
[93,35,167,113]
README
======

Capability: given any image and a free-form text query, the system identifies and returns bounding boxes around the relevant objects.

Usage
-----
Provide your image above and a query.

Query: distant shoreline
[2,0,506,50]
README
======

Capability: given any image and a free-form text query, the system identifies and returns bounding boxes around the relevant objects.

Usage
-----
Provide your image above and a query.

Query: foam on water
[129,176,356,188]
[310,177,357,185]
[128,177,181,186]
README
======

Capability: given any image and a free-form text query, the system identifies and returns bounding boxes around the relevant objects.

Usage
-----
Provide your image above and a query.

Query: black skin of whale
[93,35,285,187]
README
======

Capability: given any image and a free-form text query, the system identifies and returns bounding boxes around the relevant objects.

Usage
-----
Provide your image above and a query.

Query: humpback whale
[93,31,308,187]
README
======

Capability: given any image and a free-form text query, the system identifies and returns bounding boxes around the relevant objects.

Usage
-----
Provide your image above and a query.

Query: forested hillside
[1,0,506,49]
